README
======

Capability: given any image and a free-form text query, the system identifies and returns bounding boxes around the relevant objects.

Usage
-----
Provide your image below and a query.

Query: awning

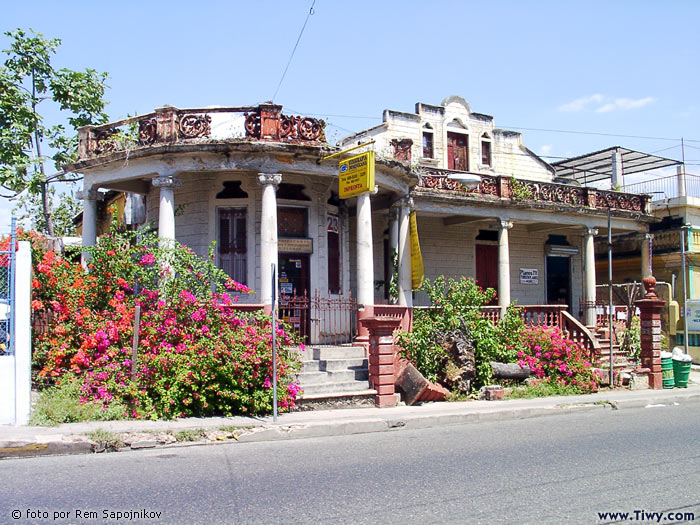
[551,146,681,184]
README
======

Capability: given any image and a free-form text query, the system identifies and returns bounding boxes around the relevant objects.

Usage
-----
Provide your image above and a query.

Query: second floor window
[422,131,434,158]
[481,137,492,167]
[447,132,469,171]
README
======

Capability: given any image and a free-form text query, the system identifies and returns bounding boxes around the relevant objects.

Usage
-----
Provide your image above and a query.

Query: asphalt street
[2,403,700,524]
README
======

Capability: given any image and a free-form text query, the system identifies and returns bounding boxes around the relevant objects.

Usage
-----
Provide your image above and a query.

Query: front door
[546,256,571,306]
[475,244,498,304]
[278,254,310,341]
[447,132,469,171]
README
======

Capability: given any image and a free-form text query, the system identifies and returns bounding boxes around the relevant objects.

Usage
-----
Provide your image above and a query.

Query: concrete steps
[294,345,375,407]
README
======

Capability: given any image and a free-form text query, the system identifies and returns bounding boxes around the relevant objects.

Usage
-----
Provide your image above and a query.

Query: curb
[2,392,700,460]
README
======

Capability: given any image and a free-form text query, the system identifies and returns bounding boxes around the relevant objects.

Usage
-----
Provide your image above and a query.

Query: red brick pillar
[360,317,402,408]
[635,276,666,389]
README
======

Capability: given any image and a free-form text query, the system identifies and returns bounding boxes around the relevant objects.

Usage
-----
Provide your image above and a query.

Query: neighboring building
[66,97,654,344]
[587,165,700,362]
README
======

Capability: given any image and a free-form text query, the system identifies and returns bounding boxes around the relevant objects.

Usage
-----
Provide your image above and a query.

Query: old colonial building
[67,97,654,346]
[340,96,654,326]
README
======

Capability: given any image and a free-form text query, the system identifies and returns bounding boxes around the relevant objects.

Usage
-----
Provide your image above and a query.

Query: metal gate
[0,219,16,356]
[278,290,357,345]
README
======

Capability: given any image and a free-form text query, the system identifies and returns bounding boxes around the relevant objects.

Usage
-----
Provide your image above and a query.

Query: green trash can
[662,357,674,389]
[673,359,691,388]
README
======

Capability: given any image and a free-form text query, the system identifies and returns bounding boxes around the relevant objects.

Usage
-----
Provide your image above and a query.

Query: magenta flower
[139,252,156,265]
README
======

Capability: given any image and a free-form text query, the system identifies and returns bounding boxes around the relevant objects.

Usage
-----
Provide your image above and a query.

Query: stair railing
[561,310,601,360]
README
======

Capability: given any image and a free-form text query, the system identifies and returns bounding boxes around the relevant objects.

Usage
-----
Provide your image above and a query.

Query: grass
[174,429,208,442]
[506,381,584,399]
[29,378,127,426]
[86,428,124,451]
[218,425,251,433]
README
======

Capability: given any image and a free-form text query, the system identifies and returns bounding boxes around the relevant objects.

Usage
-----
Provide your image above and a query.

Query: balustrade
[416,168,649,214]
[78,104,327,161]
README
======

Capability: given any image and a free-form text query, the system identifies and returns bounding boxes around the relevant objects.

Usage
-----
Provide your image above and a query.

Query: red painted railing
[416,167,650,214]
[477,305,566,327]
[561,311,600,358]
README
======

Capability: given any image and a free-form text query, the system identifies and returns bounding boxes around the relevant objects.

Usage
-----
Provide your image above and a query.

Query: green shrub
[396,276,525,388]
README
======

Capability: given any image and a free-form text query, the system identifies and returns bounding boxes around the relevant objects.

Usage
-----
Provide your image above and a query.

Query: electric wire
[285,108,700,144]
[271,0,316,103]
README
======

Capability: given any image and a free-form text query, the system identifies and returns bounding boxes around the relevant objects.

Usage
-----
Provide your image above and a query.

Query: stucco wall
[339,96,553,182]
[148,172,352,304]
[412,215,584,313]
[147,173,213,260]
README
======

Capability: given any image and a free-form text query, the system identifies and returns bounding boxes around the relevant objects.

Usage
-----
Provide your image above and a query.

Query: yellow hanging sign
[410,211,424,290]
[338,151,375,199]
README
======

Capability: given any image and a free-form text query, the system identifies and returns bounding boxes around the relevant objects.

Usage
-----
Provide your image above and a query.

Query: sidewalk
[2,369,700,459]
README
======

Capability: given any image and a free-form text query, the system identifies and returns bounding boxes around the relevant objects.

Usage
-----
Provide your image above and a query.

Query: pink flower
[139,253,156,265]
[179,290,197,304]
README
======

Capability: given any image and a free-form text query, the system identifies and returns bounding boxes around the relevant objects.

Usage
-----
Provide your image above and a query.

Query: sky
[2,0,700,232]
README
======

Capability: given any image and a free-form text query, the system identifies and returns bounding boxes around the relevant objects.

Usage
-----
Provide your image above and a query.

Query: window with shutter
[218,207,247,285]
[327,214,340,294]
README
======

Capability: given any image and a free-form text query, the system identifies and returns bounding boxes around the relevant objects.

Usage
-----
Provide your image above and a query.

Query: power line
[496,125,700,143]
[284,107,700,144]
[271,0,316,102]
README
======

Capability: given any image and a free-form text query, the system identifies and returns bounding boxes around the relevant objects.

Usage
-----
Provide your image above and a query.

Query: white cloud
[540,144,553,156]
[558,94,604,112]
[558,94,655,113]
[595,97,655,113]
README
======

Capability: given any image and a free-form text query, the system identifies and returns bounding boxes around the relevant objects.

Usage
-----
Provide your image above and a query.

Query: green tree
[0,28,109,235]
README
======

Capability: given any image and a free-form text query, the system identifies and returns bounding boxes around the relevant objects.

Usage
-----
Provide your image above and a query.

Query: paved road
[2,404,700,524]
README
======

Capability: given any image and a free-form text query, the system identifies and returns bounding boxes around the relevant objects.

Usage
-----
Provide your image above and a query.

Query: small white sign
[685,300,700,331]
[519,268,539,284]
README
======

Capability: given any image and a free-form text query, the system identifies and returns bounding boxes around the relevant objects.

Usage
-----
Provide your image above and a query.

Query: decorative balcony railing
[416,167,650,214]
[77,103,327,161]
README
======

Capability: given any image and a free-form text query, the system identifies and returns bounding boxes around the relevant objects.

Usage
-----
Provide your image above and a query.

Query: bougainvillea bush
[517,326,600,393]
[28,223,301,420]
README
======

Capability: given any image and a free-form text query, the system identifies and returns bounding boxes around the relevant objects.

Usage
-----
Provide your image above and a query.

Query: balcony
[415,167,651,215]
[76,103,328,162]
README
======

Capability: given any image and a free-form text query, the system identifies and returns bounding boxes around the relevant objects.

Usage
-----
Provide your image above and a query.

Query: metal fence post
[271,263,278,423]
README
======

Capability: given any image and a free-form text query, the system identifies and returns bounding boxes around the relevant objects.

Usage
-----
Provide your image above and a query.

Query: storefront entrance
[546,256,571,306]
[278,254,310,341]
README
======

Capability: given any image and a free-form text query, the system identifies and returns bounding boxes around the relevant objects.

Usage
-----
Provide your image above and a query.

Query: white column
[398,200,413,307]
[14,242,32,425]
[497,219,513,311]
[583,227,598,327]
[641,233,653,278]
[356,192,374,307]
[152,175,181,243]
[79,188,102,265]
[677,165,687,199]
[611,148,623,190]
[258,173,281,310]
